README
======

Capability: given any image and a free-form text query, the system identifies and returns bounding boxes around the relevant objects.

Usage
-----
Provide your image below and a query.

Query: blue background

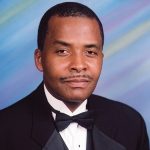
[0,0,150,140]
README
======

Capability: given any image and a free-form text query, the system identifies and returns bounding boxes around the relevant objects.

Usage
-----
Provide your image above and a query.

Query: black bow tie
[55,111,94,131]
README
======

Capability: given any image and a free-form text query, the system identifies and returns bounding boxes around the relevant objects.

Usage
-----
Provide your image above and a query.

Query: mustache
[60,74,93,81]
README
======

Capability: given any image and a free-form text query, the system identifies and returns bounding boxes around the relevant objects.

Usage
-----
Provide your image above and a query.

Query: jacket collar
[31,83,126,150]
[31,83,55,147]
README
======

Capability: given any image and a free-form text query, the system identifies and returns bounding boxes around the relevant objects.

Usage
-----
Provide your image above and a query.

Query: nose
[69,54,87,73]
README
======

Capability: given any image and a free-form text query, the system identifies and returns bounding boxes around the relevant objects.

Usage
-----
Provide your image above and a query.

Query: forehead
[48,16,100,31]
[46,16,102,44]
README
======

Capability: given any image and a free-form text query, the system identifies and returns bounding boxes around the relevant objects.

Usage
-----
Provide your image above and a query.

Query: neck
[63,101,83,112]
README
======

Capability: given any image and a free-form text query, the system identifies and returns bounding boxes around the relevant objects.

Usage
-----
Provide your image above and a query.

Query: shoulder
[88,94,145,126]
[88,96,149,149]
[0,83,45,141]
[0,83,43,124]
[0,92,33,125]
[89,94,140,114]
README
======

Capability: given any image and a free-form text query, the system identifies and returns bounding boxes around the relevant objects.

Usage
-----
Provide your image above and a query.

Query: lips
[63,78,90,88]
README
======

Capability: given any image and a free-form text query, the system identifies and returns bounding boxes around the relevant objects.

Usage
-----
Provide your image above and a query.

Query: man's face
[35,16,103,103]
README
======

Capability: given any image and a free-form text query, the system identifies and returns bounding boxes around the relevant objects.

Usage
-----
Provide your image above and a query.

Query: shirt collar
[44,84,87,116]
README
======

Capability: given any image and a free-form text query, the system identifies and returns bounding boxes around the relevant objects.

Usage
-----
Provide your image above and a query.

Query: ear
[34,49,43,72]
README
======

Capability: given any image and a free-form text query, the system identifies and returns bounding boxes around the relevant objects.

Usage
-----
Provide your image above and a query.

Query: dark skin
[35,16,103,112]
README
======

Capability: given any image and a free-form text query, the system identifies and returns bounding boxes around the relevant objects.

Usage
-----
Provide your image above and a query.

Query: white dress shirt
[44,85,88,150]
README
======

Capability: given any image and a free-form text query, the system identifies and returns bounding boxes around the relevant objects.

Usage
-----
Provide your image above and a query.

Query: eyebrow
[53,40,71,46]
[53,40,100,49]
[84,44,99,49]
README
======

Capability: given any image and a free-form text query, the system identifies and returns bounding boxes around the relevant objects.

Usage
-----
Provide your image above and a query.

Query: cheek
[88,60,102,76]
[43,57,69,78]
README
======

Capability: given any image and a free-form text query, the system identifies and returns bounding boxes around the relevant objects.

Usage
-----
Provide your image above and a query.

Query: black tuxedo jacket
[0,83,149,150]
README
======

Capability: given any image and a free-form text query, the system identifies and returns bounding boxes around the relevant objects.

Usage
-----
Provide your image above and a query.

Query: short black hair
[37,2,104,50]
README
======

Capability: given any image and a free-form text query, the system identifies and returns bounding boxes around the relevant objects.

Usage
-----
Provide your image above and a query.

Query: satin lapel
[43,130,68,150]
[86,130,93,150]
[87,95,126,150]
[31,83,56,147]
[92,126,126,150]
[31,83,69,150]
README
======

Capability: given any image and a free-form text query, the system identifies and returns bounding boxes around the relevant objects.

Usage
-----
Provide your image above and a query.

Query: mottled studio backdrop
[0,0,150,139]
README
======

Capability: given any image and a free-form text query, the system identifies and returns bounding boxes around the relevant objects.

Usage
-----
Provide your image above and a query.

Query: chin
[63,93,90,103]
[63,98,85,104]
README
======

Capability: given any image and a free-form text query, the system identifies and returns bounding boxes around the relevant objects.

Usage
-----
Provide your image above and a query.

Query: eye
[85,49,98,57]
[56,49,69,56]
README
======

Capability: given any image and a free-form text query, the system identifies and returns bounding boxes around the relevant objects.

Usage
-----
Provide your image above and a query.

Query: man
[0,2,149,150]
